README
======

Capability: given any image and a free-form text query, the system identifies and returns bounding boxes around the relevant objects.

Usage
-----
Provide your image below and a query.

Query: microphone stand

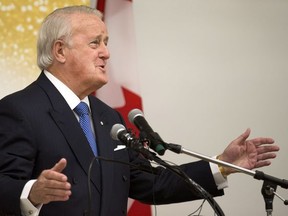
[111,124,225,215]
[166,143,288,216]
[130,140,225,216]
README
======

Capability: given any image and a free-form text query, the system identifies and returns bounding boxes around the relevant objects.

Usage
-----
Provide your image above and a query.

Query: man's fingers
[29,158,70,205]
[32,187,72,204]
[250,137,275,146]
[42,194,71,203]
[41,158,68,181]
[256,145,280,155]
[44,187,72,197]
[41,177,71,190]
[51,158,67,173]
[257,152,278,161]
[254,160,272,169]
[236,128,251,143]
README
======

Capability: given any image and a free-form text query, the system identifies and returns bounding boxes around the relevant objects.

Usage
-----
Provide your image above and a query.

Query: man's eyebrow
[90,35,109,42]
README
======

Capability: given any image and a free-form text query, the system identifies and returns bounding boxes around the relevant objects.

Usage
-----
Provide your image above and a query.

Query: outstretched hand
[218,128,279,176]
[28,158,72,206]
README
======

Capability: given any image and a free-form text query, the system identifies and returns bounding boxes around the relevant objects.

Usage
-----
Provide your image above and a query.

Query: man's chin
[95,80,108,90]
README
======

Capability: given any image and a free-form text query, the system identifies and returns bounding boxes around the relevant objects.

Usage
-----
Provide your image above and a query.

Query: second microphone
[128,109,166,155]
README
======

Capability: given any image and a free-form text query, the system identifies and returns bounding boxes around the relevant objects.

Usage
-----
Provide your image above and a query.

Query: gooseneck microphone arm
[166,142,288,189]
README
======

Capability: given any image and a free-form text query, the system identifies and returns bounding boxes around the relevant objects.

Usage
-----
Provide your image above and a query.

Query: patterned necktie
[74,102,98,156]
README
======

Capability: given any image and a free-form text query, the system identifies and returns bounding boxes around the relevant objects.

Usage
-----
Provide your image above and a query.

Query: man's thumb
[51,158,67,173]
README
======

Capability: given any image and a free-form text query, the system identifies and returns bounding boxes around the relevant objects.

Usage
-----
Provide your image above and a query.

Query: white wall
[133,0,288,215]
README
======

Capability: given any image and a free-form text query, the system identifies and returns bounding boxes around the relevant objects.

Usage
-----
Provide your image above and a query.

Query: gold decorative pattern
[0,0,89,98]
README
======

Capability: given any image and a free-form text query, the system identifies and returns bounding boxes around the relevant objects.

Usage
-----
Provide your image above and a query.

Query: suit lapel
[89,96,114,160]
[36,72,101,192]
[89,96,117,212]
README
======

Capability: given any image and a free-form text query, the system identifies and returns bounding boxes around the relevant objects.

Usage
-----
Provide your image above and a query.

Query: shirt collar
[44,70,90,111]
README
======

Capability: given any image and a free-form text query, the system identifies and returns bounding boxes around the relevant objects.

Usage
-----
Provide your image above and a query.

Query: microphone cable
[187,199,206,216]
[87,156,207,216]
[146,154,225,216]
[87,155,159,216]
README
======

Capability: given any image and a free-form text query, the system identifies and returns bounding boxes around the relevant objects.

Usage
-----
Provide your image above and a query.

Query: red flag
[93,0,152,215]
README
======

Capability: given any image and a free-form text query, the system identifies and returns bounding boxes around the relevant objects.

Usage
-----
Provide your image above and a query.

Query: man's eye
[90,40,100,46]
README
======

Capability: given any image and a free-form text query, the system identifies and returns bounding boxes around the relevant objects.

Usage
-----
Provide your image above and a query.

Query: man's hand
[28,158,72,206]
[218,128,280,176]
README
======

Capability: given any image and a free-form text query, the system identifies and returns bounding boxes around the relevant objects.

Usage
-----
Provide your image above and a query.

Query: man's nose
[99,42,110,59]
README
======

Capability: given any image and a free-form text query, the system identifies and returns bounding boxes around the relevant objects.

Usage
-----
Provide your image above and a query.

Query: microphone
[128,109,166,155]
[110,123,157,160]
[110,124,138,148]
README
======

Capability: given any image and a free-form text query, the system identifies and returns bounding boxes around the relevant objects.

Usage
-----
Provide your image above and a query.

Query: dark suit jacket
[0,72,223,216]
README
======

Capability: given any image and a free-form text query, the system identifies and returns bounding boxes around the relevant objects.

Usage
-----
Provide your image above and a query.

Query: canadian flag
[92,0,152,215]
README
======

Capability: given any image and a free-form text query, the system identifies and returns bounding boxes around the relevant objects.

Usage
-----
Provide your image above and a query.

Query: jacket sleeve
[0,97,37,215]
[128,149,224,205]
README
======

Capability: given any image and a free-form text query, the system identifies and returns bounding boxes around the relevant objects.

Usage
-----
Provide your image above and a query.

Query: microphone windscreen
[128,109,143,124]
[110,124,125,140]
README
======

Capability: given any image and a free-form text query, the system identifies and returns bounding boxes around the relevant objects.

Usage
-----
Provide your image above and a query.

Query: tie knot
[74,102,89,116]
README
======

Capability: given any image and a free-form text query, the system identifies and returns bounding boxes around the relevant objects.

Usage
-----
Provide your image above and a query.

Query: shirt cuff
[20,180,42,216]
[210,156,229,190]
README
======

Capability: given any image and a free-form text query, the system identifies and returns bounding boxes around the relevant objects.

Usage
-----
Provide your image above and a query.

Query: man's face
[63,13,110,97]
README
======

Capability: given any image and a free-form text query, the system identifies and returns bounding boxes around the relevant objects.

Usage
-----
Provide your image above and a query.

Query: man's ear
[53,40,66,63]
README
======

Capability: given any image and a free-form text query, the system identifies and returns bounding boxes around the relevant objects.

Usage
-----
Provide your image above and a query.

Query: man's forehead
[70,13,104,26]
[71,13,107,34]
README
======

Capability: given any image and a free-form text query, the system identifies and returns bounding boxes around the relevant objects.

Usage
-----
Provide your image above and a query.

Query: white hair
[37,5,103,70]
